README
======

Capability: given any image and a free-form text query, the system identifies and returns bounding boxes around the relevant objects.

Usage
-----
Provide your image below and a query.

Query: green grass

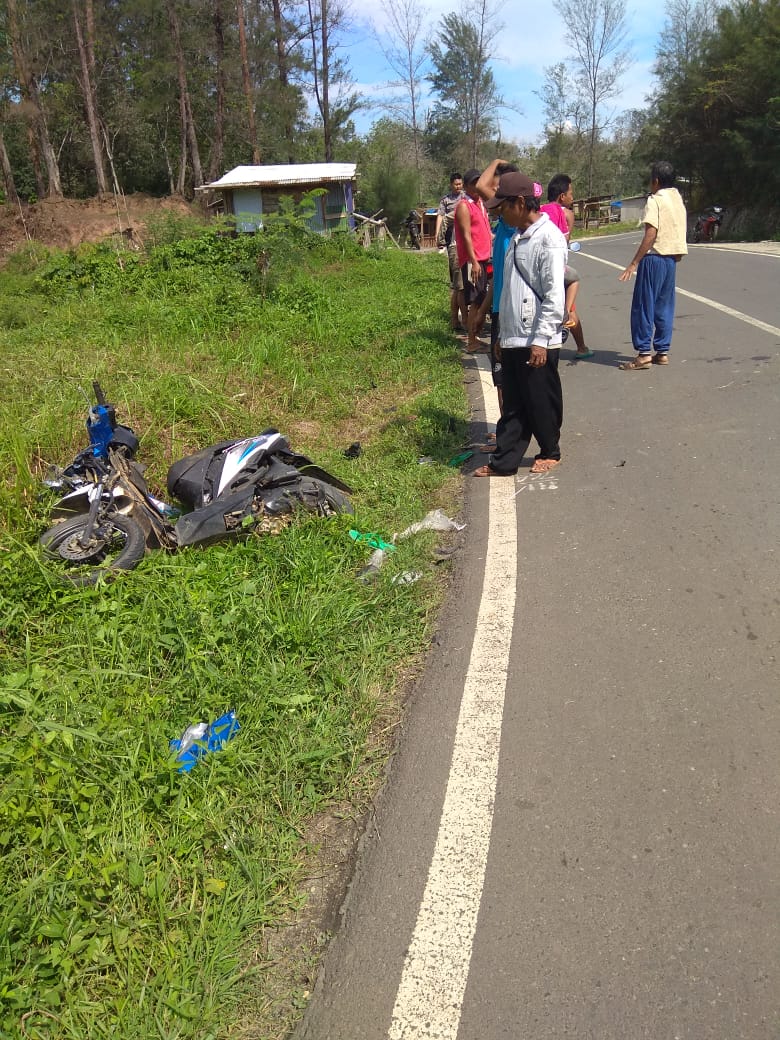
[0,226,467,1038]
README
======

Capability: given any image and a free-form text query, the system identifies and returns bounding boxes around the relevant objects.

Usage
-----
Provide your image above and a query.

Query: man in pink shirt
[540,173,593,359]
[454,168,493,353]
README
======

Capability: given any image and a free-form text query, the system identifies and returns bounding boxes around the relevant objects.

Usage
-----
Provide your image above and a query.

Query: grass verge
[0,222,467,1039]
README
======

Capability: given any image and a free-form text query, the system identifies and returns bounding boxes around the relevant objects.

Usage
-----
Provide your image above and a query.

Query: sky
[339,0,668,146]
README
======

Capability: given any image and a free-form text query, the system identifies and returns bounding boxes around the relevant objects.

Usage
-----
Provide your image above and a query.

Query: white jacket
[499,213,566,349]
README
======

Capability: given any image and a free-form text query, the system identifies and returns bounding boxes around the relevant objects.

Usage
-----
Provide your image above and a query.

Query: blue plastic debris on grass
[170,711,240,773]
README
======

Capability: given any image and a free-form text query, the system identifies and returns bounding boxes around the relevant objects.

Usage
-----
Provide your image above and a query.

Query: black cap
[463,168,481,185]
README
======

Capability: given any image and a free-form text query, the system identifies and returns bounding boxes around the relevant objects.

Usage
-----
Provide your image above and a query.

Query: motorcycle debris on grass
[39,383,353,585]
[354,509,465,583]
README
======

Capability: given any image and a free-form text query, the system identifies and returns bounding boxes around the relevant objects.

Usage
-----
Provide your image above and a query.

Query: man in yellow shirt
[618,161,687,370]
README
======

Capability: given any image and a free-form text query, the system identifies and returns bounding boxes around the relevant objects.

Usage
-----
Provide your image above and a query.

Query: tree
[304,0,359,161]
[536,62,586,177]
[72,0,108,197]
[553,0,631,194]
[354,117,418,228]
[427,3,503,168]
[166,0,203,189]
[236,0,260,163]
[6,0,62,197]
[372,0,429,189]
[654,0,716,90]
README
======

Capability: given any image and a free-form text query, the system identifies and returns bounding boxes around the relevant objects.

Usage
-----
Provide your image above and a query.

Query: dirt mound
[0,193,201,264]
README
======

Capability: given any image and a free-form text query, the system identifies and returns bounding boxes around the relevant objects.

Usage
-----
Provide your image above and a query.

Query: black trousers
[489,347,563,474]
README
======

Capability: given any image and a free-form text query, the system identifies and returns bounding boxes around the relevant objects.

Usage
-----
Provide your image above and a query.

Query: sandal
[652,353,669,365]
[619,355,652,371]
[474,464,515,477]
[529,458,561,474]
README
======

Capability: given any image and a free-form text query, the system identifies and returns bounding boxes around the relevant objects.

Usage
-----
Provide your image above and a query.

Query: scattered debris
[356,548,387,583]
[396,509,466,540]
[349,529,396,552]
[418,455,435,465]
[170,711,240,773]
[391,571,422,586]
[343,442,362,459]
[447,450,474,467]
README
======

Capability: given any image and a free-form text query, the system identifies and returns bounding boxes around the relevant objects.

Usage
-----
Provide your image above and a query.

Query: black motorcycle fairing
[166,433,352,508]
[172,476,353,547]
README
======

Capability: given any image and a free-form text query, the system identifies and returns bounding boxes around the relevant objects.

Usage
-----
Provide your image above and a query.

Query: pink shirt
[539,202,570,236]
[454,195,492,267]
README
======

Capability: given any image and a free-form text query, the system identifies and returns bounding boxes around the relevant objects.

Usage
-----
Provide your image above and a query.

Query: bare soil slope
[0,194,200,264]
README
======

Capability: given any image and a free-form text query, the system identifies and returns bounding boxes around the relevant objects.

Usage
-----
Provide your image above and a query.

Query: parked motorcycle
[403,210,422,250]
[40,384,353,585]
[692,205,723,243]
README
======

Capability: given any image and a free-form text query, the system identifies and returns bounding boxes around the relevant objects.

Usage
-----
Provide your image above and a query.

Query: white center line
[388,358,516,1040]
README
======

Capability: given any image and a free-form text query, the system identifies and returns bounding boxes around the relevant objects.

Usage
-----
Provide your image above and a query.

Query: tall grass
[0,224,466,1038]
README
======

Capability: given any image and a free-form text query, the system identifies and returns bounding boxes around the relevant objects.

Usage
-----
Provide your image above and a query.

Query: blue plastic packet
[170,711,240,773]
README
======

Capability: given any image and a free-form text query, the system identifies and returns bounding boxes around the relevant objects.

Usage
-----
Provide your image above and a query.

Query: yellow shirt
[642,188,688,257]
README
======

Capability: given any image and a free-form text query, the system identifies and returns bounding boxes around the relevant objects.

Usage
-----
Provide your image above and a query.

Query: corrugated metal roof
[197,163,357,191]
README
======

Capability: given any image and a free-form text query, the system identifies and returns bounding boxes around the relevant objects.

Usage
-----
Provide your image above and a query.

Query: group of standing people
[434,159,688,476]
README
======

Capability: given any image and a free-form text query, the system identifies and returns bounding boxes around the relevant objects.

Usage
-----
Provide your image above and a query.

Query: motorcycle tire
[40,512,147,586]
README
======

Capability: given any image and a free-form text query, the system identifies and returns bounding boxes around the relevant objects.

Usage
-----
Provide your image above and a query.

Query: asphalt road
[296,238,780,1040]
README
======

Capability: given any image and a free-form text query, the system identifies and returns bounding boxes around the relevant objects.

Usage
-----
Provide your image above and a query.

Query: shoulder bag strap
[512,239,543,301]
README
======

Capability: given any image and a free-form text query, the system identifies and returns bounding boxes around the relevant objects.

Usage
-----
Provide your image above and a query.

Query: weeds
[0,226,465,1039]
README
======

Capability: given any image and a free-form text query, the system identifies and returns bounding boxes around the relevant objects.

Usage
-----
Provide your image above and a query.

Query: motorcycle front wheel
[40,512,147,585]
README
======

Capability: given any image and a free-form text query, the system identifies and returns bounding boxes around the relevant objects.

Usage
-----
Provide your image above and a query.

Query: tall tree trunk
[236,0,260,163]
[306,0,331,161]
[7,0,63,198]
[209,0,226,179]
[26,123,47,198]
[271,0,295,161]
[320,0,331,161]
[0,131,20,205]
[73,0,109,197]
[166,0,204,189]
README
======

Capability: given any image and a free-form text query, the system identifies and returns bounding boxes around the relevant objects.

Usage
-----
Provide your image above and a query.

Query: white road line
[388,358,516,1040]
[582,253,780,338]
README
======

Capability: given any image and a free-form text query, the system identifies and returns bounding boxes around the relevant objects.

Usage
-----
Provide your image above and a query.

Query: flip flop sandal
[474,464,515,477]
[619,356,652,371]
[652,354,669,365]
[529,458,561,474]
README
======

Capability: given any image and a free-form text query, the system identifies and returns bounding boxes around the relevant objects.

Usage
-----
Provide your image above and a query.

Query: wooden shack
[196,163,357,233]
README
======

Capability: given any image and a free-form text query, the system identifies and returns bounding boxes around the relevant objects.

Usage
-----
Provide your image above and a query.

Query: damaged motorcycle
[40,383,353,585]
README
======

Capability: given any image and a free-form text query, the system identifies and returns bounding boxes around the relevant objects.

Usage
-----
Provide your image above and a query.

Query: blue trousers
[630,253,677,353]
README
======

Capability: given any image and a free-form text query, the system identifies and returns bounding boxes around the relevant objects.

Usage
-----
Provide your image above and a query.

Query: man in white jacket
[474,171,567,477]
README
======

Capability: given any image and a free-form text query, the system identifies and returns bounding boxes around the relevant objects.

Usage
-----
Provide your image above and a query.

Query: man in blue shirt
[475,160,519,448]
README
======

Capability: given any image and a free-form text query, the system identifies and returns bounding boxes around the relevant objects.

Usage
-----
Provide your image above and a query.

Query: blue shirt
[492,216,514,310]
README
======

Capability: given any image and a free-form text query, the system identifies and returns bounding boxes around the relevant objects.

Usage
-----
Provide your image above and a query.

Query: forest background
[1,0,779,239]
